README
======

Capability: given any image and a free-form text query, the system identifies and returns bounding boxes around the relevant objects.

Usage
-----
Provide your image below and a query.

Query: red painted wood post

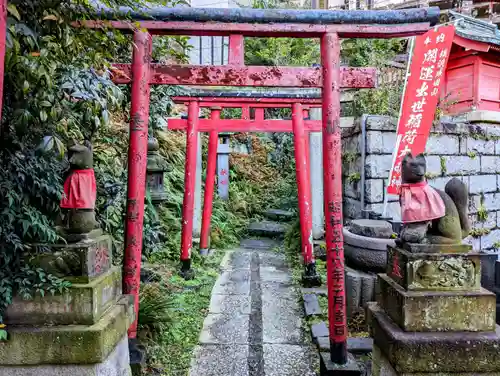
[180,101,200,279]
[229,34,244,66]
[321,32,347,364]
[292,103,320,287]
[242,105,250,120]
[199,107,220,256]
[304,131,311,176]
[255,108,264,121]
[0,0,7,124]
[123,30,152,339]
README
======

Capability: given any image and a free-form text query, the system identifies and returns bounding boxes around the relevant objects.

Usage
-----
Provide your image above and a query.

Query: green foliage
[139,253,223,375]
[344,38,406,117]
[244,0,319,68]
[477,204,488,223]
[470,227,491,238]
[0,0,191,326]
[138,282,173,335]
[440,156,447,175]
[245,37,319,67]
[341,38,406,68]
[347,172,361,183]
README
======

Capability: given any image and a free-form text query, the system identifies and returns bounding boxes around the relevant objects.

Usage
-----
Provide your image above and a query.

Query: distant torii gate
[169,90,328,287]
[78,6,439,366]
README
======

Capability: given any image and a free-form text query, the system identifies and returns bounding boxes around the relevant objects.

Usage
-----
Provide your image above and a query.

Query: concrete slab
[220,251,252,271]
[189,344,249,376]
[212,269,251,295]
[0,335,131,376]
[258,252,288,269]
[262,283,305,344]
[260,266,291,283]
[263,344,316,376]
[199,313,250,345]
[301,287,328,296]
[311,321,329,340]
[303,293,322,316]
[209,294,251,315]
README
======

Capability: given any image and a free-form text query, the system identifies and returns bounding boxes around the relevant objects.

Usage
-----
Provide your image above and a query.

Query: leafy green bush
[138,282,173,336]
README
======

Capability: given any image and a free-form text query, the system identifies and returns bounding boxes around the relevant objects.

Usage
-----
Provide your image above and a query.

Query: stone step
[303,293,322,317]
[5,266,122,326]
[0,294,134,366]
[301,287,328,296]
[263,208,295,221]
[247,221,288,238]
[368,302,500,374]
[240,238,281,250]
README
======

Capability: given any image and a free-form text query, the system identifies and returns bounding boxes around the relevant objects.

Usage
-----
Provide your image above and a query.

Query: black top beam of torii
[84,2,440,26]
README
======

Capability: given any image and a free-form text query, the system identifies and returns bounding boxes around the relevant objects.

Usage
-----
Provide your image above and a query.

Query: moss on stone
[440,156,447,175]
[470,227,491,238]
[377,274,496,332]
[5,267,121,326]
[0,296,132,365]
[370,303,500,374]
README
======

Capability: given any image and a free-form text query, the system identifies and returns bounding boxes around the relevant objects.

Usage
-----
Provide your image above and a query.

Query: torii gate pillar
[309,107,325,240]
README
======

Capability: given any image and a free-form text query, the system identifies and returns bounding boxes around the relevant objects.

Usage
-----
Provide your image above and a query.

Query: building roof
[449,10,500,47]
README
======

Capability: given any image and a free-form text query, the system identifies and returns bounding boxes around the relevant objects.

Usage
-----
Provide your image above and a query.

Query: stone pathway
[189,238,317,376]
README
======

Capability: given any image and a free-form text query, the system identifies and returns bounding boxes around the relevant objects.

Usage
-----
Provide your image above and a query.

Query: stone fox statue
[59,139,99,234]
[398,153,470,245]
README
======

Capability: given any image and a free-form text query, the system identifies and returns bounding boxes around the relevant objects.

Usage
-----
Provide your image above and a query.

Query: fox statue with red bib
[397,153,470,247]
[59,139,99,237]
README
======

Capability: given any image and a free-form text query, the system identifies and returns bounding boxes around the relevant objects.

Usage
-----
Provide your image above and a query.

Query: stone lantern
[146,136,169,205]
[217,132,231,200]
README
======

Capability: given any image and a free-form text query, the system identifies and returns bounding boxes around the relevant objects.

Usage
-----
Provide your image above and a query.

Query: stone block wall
[342,115,500,253]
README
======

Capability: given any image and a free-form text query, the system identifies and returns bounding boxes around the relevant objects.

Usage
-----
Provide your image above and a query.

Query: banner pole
[382,36,415,218]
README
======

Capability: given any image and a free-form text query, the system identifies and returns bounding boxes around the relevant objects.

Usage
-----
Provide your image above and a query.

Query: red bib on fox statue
[399,181,445,223]
[60,169,97,210]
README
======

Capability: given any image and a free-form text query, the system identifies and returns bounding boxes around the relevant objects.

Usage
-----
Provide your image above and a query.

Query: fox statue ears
[402,152,426,164]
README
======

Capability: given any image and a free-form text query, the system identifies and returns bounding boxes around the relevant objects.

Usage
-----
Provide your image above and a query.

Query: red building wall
[441,43,500,114]
[443,45,500,115]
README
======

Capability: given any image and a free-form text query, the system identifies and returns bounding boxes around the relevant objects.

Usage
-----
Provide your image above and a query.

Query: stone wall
[342,114,500,253]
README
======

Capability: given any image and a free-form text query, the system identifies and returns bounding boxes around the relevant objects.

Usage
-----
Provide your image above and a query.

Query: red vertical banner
[387,25,455,195]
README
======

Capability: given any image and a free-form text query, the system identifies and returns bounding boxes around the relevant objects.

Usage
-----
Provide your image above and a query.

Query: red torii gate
[77,6,439,366]
[168,89,329,287]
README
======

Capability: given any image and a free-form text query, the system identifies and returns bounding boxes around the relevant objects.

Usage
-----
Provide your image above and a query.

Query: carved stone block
[386,246,481,292]
[5,267,121,326]
[377,273,496,332]
[401,242,472,254]
[29,235,112,283]
[368,303,500,374]
[0,295,134,366]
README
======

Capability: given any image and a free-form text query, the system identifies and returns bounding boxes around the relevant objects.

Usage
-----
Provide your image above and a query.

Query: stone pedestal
[369,245,500,375]
[2,235,134,376]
